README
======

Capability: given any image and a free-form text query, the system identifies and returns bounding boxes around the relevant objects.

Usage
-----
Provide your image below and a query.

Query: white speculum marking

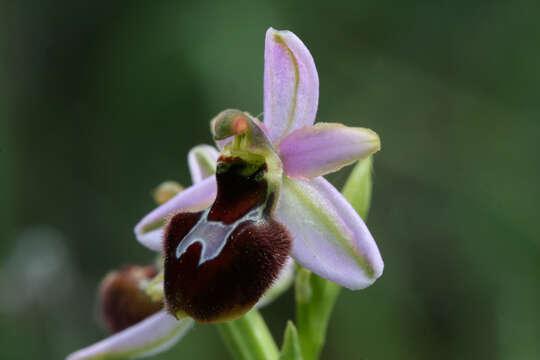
[176,206,264,266]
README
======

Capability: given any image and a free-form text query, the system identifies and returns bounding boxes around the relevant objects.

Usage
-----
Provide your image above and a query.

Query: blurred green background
[1,0,539,359]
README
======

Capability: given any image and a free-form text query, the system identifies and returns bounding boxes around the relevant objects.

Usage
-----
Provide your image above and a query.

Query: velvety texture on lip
[163,156,291,323]
[164,212,290,323]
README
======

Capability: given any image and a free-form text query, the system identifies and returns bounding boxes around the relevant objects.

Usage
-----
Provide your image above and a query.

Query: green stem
[218,309,280,360]
[295,270,341,360]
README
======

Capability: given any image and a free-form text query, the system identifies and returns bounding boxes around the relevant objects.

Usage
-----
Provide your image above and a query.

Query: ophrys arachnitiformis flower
[67,27,383,360]
[136,28,383,322]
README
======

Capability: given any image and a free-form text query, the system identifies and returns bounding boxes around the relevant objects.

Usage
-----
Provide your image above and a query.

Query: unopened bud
[152,181,183,205]
[99,265,163,333]
[342,156,373,220]
[295,267,312,304]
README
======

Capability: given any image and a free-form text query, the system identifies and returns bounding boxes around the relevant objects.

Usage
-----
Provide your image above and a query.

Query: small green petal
[279,321,303,360]
[342,156,373,220]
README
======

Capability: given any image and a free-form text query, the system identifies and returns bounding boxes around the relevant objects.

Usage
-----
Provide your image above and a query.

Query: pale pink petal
[276,176,383,290]
[263,28,319,143]
[279,123,380,179]
[187,145,219,184]
[134,176,217,252]
[66,311,194,360]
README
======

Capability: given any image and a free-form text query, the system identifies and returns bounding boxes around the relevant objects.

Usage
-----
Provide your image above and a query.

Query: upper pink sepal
[263,28,319,143]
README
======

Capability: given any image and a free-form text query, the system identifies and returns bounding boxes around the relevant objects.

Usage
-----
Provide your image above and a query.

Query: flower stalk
[295,270,341,360]
[218,309,279,360]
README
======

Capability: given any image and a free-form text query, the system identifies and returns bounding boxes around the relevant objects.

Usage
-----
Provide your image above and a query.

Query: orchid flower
[66,145,295,360]
[67,27,383,360]
[135,27,382,321]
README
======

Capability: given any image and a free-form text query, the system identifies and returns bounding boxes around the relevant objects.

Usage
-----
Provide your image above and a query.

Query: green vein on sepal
[283,177,375,278]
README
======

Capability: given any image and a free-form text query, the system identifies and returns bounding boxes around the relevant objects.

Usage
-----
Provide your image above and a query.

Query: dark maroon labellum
[99,265,163,333]
[164,157,291,323]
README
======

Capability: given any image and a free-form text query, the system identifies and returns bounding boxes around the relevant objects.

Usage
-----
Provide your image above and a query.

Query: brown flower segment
[164,156,291,322]
[99,266,163,333]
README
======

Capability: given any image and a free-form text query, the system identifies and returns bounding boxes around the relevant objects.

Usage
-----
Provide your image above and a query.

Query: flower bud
[152,181,184,205]
[99,265,163,333]
[342,156,373,220]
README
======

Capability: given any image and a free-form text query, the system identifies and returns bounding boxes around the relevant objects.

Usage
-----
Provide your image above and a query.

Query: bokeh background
[1,1,539,359]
